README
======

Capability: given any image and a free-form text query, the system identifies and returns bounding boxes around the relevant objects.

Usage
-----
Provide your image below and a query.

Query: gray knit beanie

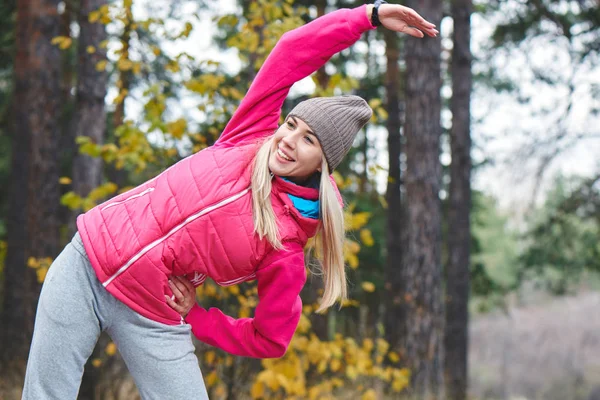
[287,95,372,172]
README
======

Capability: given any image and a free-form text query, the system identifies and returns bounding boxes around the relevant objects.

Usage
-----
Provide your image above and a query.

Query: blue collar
[281,177,320,219]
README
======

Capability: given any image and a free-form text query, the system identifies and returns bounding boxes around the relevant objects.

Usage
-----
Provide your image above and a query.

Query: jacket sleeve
[215,5,376,147]
[184,244,307,358]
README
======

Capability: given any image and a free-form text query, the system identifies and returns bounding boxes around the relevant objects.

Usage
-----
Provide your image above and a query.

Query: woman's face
[268,116,324,184]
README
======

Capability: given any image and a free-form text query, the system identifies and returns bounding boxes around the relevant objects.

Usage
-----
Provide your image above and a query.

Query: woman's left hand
[375,3,439,38]
[165,276,196,318]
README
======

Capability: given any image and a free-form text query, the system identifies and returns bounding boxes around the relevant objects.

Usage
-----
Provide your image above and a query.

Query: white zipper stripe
[103,188,250,287]
[217,273,256,286]
[101,187,155,211]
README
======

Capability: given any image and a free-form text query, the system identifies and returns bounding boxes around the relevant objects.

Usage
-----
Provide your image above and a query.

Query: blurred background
[0,0,599,399]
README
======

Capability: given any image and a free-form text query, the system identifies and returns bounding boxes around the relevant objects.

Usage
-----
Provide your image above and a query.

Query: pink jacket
[77,5,375,358]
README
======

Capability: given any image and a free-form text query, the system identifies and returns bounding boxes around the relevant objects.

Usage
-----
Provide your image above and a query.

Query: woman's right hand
[165,276,196,318]
[373,3,439,38]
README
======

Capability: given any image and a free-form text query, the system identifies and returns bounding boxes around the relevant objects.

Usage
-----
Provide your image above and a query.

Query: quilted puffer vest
[77,142,320,325]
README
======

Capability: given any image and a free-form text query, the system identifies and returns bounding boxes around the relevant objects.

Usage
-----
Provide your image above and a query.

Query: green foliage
[468,191,521,313]
[519,174,600,294]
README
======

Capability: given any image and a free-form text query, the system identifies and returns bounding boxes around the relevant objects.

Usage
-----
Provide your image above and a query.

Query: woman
[23,2,437,399]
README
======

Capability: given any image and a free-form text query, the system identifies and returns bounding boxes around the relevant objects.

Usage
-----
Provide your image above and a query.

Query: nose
[281,133,297,149]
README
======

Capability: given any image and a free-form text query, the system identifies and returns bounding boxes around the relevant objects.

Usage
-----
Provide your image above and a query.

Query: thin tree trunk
[402,0,444,397]
[57,0,77,231]
[68,0,108,237]
[383,28,404,352]
[105,2,132,188]
[1,0,62,379]
[445,0,473,398]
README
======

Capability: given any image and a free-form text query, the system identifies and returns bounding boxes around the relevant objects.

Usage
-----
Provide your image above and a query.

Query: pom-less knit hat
[287,95,372,172]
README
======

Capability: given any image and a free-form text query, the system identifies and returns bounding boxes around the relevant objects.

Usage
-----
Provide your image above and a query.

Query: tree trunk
[68,0,108,237]
[0,0,62,379]
[105,2,132,189]
[57,0,77,231]
[402,0,444,397]
[444,0,472,398]
[383,28,404,352]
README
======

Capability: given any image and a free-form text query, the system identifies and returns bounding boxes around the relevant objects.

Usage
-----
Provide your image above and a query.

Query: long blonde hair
[251,137,347,312]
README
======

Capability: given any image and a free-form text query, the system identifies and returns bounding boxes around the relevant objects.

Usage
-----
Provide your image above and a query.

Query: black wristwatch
[371,0,387,27]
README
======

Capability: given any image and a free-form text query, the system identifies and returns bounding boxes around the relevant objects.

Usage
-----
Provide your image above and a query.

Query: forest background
[0,0,599,399]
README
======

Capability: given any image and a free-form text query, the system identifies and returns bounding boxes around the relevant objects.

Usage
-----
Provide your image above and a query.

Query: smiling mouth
[277,148,295,162]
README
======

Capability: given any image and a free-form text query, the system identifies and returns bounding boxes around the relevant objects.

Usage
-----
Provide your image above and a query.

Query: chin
[268,159,285,177]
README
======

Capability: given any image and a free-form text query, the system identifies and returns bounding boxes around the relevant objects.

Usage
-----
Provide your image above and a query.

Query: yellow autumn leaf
[86,46,96,54]
[132,62,142,75]
[88,11,100,23]
[317,359,327,373]
[117,59,134,71]
[346,365,358,380]
[36,268,48,283]
[105,342,117,356]
[346,252,359,269]
[27,257,39,268]
[92,358,102,367]
[362,389,377,400]
[225,356,233,367]
[360,229,374,247]
[361,282,376,293]
[204,351,215,364]
[346,211,371,230]
[388,351,400,363]
[166,118,187,139]
[238,307,250,318]
[214,384,226,397]
[250,381,265,399]
[59,177,72,185]
[95,60,108,71]
[376,338,389,355]
[205,370,218,387]
[392,376,409,392]
[51,36,72,50]
[362,338,374,352]
[330,358,341,372]
[165,61,180,73]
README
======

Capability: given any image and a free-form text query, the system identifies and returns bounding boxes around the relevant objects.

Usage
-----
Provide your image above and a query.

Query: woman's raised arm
[215,5,376,147]
[215,3,437,148]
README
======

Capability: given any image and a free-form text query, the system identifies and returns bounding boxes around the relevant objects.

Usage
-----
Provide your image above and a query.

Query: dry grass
[469,291,600,400]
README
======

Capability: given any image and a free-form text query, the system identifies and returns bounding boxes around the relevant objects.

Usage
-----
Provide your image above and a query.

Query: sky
[118,0,599,221]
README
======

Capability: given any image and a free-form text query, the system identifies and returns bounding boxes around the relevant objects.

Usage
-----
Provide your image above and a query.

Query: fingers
[176,275,195,292]
[388,5,438,38]
[168,279,186,302]
[165,277,196,318]
[165,294,188,318]
[404,26,425,38]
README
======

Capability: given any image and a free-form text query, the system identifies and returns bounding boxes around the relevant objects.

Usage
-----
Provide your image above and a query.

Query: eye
[304,135,314,144]
[286,121,295,129]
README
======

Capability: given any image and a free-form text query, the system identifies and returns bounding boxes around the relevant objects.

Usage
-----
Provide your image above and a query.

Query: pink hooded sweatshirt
[77,5,375,359]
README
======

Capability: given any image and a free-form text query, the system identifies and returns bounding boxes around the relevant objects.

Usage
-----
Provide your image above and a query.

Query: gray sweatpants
[22,233,209,400]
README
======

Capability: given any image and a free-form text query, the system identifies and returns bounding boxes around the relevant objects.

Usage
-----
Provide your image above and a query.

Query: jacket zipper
[103,187,250,287]
[101,187,155,211]
[217,272,256,286]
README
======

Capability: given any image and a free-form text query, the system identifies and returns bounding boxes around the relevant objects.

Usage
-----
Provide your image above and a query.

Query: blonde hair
[251,138,347,312]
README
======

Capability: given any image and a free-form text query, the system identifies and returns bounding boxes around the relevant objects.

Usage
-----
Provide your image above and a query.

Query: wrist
[366,4,374,22]
[370,0,388,27]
